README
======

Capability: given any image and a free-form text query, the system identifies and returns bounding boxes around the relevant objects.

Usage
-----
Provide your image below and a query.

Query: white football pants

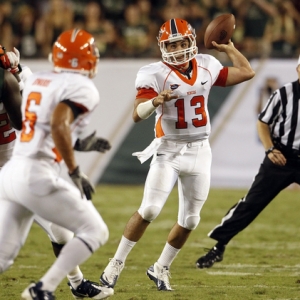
[0,156,108,272]
[138,139,211,230]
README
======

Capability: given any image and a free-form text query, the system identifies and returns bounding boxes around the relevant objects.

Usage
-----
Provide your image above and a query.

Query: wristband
[69,166,79,176]
[265,146,274,155]
[136,98,156,119]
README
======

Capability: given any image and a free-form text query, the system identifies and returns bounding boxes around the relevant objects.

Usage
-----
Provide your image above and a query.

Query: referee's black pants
[209,155,300,245]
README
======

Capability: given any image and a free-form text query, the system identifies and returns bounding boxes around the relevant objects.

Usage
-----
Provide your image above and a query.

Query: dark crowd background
[1,0,299,62]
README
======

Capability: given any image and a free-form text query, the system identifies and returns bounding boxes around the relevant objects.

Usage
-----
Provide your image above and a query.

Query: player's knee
[139,205,161,222]
[78,221,109,251]
[98,223,109,246]
[183,215,200,230]
[91,221,109,248]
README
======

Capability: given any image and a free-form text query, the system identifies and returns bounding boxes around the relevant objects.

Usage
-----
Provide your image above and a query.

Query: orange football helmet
[157,19,197,65]
[51,29,99,78]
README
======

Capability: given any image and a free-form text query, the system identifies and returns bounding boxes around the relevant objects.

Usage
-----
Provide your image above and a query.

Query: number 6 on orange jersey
[21,92,41,142]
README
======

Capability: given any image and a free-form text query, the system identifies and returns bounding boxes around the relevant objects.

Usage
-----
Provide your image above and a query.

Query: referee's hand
[267,149,286,166]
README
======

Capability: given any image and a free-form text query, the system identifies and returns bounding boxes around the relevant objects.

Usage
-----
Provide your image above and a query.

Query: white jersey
[13,71,100,162]
[135,54,223,141]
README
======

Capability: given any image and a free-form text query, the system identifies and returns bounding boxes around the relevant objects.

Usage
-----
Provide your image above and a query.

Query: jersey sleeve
[258,90,281,124]
[197,54,224,85]
[136,87,158,99]
[62,77,100,112]
[213,67,228,87]
[135,63,160,93]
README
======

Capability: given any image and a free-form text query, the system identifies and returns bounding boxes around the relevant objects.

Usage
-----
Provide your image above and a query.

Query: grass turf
[1,185,300,299]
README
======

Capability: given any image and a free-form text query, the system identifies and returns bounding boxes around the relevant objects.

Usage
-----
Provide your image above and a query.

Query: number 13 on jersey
[175,95,207,129]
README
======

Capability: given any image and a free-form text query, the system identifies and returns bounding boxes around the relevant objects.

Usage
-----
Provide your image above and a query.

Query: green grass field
[1,185,300,300]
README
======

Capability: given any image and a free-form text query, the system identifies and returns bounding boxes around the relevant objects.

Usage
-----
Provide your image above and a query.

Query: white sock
[40,238,93,291]
[157,243,180,268]
[114,236,136,262]
[67,267,83,289]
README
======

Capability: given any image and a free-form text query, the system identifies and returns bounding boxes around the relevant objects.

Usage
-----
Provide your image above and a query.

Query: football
[204,14,235,49]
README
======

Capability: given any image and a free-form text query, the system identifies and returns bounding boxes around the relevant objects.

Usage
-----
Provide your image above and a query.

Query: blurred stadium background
[7,0,300,188]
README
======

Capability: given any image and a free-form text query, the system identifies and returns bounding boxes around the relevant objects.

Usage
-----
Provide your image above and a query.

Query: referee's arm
[257,120,273,152]
[257,120,286,166]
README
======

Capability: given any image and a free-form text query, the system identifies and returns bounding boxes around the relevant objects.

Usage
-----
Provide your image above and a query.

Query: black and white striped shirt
[259,80,300,151]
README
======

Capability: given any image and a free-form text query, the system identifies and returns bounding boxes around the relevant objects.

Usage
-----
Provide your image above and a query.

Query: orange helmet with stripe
[50,29,99,78]
[157,19,198,65]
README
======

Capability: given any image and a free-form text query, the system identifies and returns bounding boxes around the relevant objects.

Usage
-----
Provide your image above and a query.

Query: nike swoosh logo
[91,284,102,290]
[201,81,208,85]
[31,290,37,298]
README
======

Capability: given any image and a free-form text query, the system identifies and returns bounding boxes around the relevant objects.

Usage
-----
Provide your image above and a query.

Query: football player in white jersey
[0,46,112,300]
[0,29,114,300]
[100,18,255,291]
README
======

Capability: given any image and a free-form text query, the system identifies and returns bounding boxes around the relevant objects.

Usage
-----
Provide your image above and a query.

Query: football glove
[0,47,21,74]
[74,131,111,153]
[69,166,95,200]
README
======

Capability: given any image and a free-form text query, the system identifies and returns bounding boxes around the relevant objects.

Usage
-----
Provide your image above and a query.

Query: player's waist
[11,154,62,170]
[163,138,209,148]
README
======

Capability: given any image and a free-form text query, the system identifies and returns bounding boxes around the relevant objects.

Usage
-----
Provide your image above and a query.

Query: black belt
[290,149,300,157]
[274,141,300,158]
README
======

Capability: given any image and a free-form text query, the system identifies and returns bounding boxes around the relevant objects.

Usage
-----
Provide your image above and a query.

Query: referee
[196,58,300,269]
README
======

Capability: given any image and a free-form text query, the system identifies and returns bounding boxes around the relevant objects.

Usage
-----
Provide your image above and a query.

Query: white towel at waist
[132,138,162,164]
[132,138,207,164]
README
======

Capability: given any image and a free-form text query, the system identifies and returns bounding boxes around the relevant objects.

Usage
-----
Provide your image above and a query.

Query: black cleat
[68,279,114,299]
[196,246,224,268]
[21,281,55,300]
[146,262,173,291]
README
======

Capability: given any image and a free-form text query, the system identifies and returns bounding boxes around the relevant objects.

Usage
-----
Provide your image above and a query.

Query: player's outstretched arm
[212,40,255,86]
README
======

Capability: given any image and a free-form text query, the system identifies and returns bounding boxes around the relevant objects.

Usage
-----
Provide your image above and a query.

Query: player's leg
[35,216,107,299]
[0,200,34,274]
[19,170,113,299]
[34,216,80,278]
[0,163,56,300]
[34,216,74,260]
[141,156,182,291]
[175,141,212,247]
[148,142,212,290]
[0,159,35,274]
[101,157,178,289]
